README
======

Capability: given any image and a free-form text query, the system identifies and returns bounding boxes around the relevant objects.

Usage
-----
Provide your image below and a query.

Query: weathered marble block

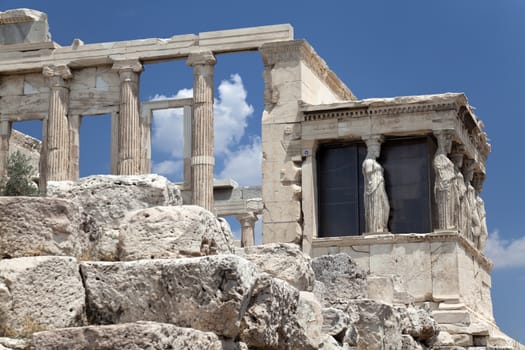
[48,174,182,260]
[118,205,234,260]
[0,256,86,337]
[0,196,92,259]
[31,322,238,350]
[237,243,314,291]
[80,255,257,338]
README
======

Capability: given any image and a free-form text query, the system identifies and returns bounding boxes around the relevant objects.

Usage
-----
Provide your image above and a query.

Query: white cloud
[151,89,192,158]
[150,74,258,185]
[485,231,525,269]
[217,137,261,186]
[214,74,254,156]
[150,74,254,158]
[152,159,183,178]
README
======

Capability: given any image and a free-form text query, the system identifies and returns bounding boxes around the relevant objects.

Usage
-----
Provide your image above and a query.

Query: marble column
[362,135,390,233]
[112,59,143,175]
[238,212,258,247]
[68,115,80,180]
[187,50,216,212]
[43,65,72,181]
[433,130,456,230]
[0,120,12,178]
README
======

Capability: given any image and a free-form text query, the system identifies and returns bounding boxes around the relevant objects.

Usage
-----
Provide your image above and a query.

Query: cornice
[312,231,493,271]
[260,39,355,101]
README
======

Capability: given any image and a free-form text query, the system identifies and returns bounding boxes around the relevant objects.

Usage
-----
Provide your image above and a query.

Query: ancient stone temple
[0,8,522,350]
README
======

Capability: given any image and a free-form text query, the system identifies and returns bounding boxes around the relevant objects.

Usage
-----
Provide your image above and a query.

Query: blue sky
[2,0,524,342]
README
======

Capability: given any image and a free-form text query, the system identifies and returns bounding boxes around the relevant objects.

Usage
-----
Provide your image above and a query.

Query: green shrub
[0,150,39,196]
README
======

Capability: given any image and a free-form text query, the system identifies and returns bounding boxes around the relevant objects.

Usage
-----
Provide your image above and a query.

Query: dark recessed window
[317,142,366,237]
[316,137,435,237]
[380,137,435,234]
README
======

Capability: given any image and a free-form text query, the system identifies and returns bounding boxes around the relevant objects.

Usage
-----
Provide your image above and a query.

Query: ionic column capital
[434,129,454,155]
[112,59,143,82]
[362,134,384,146]
[186,50,216,67]
[237,212,258,227]
[362,134,384,159]
[43,65,72,87]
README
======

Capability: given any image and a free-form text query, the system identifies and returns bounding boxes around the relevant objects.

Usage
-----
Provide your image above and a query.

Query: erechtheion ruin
[0,8,522,349]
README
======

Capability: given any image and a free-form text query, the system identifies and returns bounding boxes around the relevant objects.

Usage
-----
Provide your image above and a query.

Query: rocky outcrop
[80,255,255,338]
[0,256,85,338]
[47,175,182,260]
[118,205,234,260]
[0,197,92,259]
[237,243,315,291]
[31,322,241,350]
[312,253,368,308]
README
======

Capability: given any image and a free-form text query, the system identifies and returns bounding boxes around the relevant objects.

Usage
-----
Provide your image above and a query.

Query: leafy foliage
[0,151,39,196]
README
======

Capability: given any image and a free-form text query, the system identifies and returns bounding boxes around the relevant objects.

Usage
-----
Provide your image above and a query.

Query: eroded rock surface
[0,256,85,337]
[31,322,238,350]
[80,255,256,338]
[0,197,92,259]
[48,174,182,259]
[237,243,315,291]
[118,205,234,260]
[312,253,367,308]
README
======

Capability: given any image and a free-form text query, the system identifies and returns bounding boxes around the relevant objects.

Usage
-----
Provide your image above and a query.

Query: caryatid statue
[451,147,468,237]
[464,159,482,247]
[473,172,488,251]
[362,136,390,233]
[433,130,456,230]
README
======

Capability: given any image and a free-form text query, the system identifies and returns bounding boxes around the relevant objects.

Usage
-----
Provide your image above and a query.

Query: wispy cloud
[217,137,261,186]
[150,74,257,183]
[485,231,525,269]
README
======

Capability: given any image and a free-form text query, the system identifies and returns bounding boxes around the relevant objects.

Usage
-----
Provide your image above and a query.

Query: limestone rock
[0,256,85,337]
[31,322,239,350]
[322,307,351,340]
[296,292,323,349]
[312,254,367,308]
[237,243,315,291]
[48,174,182,259]
[398,306,439,343]
[318,335,343,349]
[0,197,93,259]
[346,299,403,350]
[401,334,425,350]
[80,255,256,338]
[0,337,29,350]
[240,275,319,350]
[118,205,234,260]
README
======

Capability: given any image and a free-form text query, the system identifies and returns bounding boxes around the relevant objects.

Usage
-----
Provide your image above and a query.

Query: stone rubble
[0,175,520,349]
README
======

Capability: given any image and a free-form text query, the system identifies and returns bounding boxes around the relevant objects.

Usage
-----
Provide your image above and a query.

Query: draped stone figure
[473,173,488,251]
[451,149,468,237]
[463,161,481,247]
[433,131,456,230]
[362,137,390,233]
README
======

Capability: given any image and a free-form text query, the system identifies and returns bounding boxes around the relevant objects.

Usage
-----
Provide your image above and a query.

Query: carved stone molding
[186,50,216,67]
[111,59,143,74]
[43,64,72,87]
[260,40,355,101]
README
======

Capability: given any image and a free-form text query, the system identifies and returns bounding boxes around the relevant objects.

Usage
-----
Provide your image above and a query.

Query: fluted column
[0,121,11,178]
[43,65,72,181]
[238,212,258,247]
[187,50,216,211]
[112,59,143,175]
